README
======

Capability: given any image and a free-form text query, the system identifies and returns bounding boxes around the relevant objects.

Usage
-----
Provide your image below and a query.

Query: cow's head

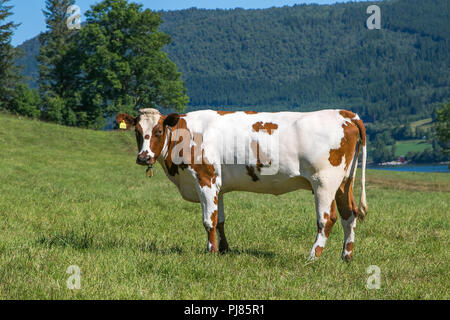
[116,109,180,166]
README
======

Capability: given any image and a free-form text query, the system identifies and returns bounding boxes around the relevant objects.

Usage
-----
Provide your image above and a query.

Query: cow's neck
[159,124,182,177]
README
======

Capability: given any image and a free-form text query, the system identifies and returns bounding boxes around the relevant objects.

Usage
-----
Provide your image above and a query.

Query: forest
[17,0,449,122]
[6,0,450,163]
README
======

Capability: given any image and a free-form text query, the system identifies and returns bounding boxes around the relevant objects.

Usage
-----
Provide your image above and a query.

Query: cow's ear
[116,113,136,130]
[163,113,180,127]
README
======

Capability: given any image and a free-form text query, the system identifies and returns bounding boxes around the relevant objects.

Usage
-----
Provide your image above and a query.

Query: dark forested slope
[16,0,450,123]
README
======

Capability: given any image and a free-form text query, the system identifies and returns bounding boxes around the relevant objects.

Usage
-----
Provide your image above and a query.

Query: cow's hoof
[207,242,218,253]
[342,253,353,262]
[219,242,229,254]
[306,254,318,263]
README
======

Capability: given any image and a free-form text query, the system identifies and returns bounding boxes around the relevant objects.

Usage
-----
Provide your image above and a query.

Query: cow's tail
[354,117,368,222]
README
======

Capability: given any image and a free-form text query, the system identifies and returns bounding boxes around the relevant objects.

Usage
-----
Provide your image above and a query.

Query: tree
[0,0,21,110]
[9,84,41,118]
[37,0,78,124]
[73,0,188,128]
[435,103,450,155]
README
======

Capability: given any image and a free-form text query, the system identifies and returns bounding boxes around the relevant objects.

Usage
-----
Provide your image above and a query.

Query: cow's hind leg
[309,185,338,260]
[335,178,358,261]
[217,193,229,253]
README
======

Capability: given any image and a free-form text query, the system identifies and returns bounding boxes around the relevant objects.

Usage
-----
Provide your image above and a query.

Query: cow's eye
[156,129,162,137]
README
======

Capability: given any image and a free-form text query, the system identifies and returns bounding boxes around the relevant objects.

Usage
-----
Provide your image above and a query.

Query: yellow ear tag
[119,120,127,130]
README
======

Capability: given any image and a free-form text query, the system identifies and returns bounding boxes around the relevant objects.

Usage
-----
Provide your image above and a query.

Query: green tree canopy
[435,103,450,155]
[73,0,188,124]
[37,0,83,125]
[38,0,76,99]
[0,0,21,110]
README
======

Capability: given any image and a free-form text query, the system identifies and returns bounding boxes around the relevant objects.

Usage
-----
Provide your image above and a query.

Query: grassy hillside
[0,114,448,299]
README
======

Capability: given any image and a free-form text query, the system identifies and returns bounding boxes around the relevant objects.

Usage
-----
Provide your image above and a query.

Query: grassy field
[395,140,433,157]
[0,113,449,299]
[410,118,433,134]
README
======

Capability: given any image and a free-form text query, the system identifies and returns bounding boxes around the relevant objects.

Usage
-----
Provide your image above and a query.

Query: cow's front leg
[198,187,220,253]
[217,193,229,253]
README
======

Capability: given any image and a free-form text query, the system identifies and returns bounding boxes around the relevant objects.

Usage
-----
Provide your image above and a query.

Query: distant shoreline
[368,164,449,173]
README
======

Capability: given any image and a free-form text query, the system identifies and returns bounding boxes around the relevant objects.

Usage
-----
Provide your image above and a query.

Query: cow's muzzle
[136,152,154,166]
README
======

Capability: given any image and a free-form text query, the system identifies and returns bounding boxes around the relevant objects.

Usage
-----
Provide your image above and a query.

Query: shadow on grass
[36,231,185,255]
[223,248,276,259]
[139,241,183,255]
[37,230,94,250]
[36,228,129,250]
[36,232,271,259]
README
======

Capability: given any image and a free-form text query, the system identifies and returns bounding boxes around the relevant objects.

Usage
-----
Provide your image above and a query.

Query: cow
[116,108,367,261]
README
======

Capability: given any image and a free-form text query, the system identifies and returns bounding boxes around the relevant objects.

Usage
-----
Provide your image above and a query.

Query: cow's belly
[163,164,313,201]
[221,165,313,195]
[226,176,312,195]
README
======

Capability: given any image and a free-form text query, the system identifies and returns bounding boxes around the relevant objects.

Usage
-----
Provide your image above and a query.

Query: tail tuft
[358,193,368,222]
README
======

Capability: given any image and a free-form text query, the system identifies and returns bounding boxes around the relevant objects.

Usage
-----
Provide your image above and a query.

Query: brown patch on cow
[144,135,150,140]
[189,138,216,188]
[335,178,358,220]
[162,117,192,176]
[208,210,218,253]
[339,110,356,119]
[182,131,216,188]
[244,111,258,114]
[246,165,259,182]
[158,115,215,188]
[328,122,359,170]
[134,121,144,152]
[323,202,337,238]
[315,246,324,258]
[339,110,366,146]
[147,118,167,162]
[352,119,366,146]
[250,140,272,172]
[159,117,217,185]
[193,162,216,188]
[252,121,278,135]
[345,242,354,252]
[217,111,235,116]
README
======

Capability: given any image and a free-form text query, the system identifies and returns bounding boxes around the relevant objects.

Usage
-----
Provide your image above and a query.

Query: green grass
[395,140,432,157]
[410,118,433,134]
[0,113,449,299]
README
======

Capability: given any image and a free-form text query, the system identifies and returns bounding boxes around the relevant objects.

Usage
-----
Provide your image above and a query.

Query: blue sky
[9,0,349,46]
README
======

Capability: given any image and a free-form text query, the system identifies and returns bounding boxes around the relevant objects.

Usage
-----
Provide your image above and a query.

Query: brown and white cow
[116,108,367,261]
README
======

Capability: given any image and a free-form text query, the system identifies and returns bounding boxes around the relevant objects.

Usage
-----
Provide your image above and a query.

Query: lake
[369,164,450,173]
